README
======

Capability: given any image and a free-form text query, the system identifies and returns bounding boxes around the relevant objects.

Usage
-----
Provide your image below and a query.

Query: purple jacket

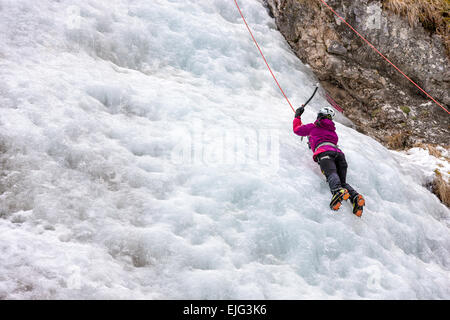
[293,117,342,161]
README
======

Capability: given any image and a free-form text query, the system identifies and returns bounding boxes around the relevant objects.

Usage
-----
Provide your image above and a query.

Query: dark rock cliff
[266,0,449,149]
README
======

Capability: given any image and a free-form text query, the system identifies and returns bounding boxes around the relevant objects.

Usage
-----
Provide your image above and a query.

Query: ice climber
[293,105,366,217]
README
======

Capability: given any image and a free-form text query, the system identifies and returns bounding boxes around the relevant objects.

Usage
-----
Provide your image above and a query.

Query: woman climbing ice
[293,105,366,217]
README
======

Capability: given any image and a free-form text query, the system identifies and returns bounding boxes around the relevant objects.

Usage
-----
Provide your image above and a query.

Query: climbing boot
[329,188,350,211]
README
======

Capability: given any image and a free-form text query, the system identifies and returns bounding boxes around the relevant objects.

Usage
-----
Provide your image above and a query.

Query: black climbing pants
[317,151,358,198]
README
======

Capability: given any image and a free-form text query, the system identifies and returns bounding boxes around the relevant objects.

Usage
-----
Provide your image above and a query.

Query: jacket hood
[315,118,336,131]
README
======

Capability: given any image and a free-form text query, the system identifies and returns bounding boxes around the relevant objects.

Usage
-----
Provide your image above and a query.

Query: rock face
[266,0,449,148]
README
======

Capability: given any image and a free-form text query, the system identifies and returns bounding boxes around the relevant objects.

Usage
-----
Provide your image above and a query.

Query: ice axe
[299,84,319,143]
[301,83,319,109]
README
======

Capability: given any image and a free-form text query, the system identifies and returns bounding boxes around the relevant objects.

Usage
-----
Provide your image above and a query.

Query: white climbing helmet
[317,107,336,120]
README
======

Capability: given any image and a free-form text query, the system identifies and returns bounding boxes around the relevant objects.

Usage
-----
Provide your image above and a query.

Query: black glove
[295,106,305,118]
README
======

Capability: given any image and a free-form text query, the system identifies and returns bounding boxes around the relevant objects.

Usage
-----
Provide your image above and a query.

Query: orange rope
[233,0,296,112]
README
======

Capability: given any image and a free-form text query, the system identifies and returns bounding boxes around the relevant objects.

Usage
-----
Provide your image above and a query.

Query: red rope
[326,93,344,113]
[233,0,295,112]
[317,0,449,115]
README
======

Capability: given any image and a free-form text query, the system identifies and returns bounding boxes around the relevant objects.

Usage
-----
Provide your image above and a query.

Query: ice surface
[0,0,448,299]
